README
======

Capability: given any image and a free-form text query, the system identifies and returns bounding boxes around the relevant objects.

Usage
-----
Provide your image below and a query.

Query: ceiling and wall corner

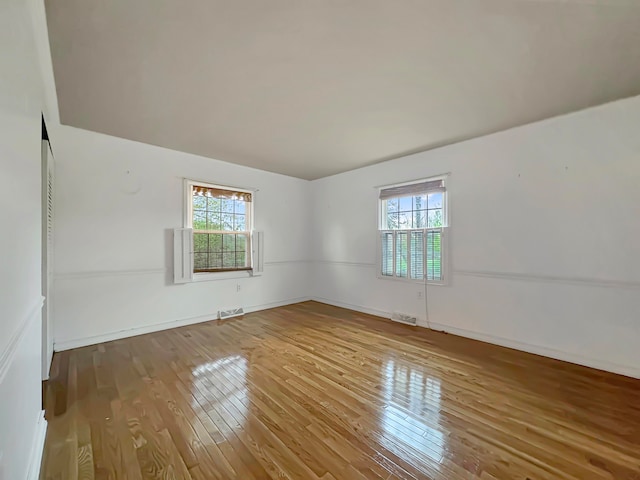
[44,0,640,180]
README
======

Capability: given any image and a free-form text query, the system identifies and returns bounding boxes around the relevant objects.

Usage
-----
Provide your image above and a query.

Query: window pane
[207,197,221,212]
[221,213,233,231]
[386,198,399,213]
[194,233,208,253]
[413,210,427,229]
[234,200,246,214]
[398,196,412,211]
[413,195,427,211]
[223,234,236,252]
[234,214,246,231]
[194,253,208,270]
[426,231,442,281]
[386,212,399,230]
[428,192,443,209]
[236,234,247,252]
[207,211,221,230]
[209,234,223,252]
[209,253,223,269]
[222,252,236,269]
[395,232,408,278]
[193,196,206,210]
[398,211,412,229]
[193,211,207,230]
[236,252,247,267]
[410,231,424,280]
[221,199,235,213]
[381,232,393,276]
[427,209,444,228]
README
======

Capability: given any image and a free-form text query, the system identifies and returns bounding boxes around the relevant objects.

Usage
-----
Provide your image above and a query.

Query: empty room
[2,0,640,479]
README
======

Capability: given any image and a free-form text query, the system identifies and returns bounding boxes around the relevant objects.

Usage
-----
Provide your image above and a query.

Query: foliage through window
[379,178,447,282]
[188,183,253,273]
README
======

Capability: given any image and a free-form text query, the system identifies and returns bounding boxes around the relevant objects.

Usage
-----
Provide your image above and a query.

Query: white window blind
[381,229,444,282]
[426,229,443,281]
[381,232,394,276]
[410,230,424,280]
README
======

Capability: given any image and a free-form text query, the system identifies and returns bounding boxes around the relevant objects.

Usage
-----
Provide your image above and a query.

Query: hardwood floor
[41,301,640,480]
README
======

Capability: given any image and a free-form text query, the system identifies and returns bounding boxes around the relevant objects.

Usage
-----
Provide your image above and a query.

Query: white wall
[50,126,312,349]
[51,97,640,379]
[0,0,48,477]
[311,96,640,378]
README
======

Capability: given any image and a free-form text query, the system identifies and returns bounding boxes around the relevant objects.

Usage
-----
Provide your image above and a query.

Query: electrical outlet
[417,290,424,298]
[236,284,241,292]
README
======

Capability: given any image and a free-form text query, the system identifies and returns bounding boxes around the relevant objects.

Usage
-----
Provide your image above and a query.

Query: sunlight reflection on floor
[192,354,248,422]
[382,358,445,467]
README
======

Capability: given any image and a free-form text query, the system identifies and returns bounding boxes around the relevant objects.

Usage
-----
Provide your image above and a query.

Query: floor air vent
[391,312,418,326]
[219,307,244,320]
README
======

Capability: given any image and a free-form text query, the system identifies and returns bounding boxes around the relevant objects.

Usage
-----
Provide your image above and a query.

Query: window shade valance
[193,185,252,202]
[379,179,444,200]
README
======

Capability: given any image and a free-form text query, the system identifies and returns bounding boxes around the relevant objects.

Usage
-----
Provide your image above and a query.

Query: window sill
[192,270,254,282]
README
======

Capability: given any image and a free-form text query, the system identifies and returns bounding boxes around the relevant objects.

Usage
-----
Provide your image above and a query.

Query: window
[187,181,253,273]
[379,177,447,283]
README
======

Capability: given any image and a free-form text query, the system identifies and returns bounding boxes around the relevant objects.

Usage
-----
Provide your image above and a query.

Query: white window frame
[376,175,449,286]
[184,179,255,282]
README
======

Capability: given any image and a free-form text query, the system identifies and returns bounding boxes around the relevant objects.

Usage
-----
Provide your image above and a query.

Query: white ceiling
[45,0,640,180]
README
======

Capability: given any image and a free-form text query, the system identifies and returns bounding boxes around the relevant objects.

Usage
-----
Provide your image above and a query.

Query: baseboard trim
[244,297,311,313]
[0,296,45,384]
[427,322,640,379]
[26,410,47,480]
[54,297,311,351]
[54,313,220,350]
[310,296,392,320]
[311,297,640,379]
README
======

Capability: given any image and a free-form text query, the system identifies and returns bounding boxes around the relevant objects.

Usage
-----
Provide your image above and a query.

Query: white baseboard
[26,411,47,480]
[310,296,392,320]
[54,294,640,379]
[244,296,311,314]
[311,297,640,379]
[54,297,311,351]
[427,322,640,379]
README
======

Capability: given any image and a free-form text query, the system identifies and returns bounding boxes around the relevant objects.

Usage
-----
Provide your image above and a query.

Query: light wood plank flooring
[41,301,640,479]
